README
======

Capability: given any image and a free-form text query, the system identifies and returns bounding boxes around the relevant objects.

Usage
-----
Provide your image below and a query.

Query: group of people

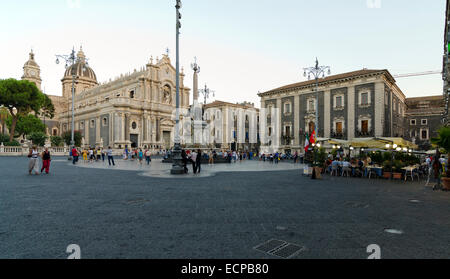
[27,146,52,175]
[122,148,152,165]
[182,149,203,174]
[71,146,115,166]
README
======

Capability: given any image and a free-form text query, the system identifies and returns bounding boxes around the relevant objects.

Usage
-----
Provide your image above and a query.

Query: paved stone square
[1,156,450,259]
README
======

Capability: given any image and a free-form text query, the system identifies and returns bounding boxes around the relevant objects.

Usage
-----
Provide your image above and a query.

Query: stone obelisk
[192,57,200,103]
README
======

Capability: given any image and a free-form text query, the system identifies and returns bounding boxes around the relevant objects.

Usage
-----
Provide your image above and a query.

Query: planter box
[393,173,402,180]
[383,172,391,179]
[442,177,450,191]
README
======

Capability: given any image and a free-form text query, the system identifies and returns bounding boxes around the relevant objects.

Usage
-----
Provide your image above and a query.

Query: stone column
[193,70,199,102]
[347,86,356,140]
[125,113,130,141]
[294,95,300,146]
[324,90,331,138]
[276,98,282,147]
[96,116,101,145]
[374,82,384,137]
[84,119,89,146]
[110,112,114,147]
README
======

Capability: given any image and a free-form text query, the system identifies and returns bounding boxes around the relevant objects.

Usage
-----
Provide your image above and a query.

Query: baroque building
[258,69,408,153]
[21,48,191,150]
[202,100,260,151]
[405,95,445,150]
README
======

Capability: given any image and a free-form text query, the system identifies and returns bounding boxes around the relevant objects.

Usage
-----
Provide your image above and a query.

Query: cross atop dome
[29,49,35,61]
[77,46,86,62]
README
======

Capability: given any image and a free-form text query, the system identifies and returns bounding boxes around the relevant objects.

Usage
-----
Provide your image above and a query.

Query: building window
[361,120,369,134]
[267,105,273,115]
[268,127,272,137]
[132,122,137,130]
[284,103,291,114]
[410,119,416,126]
[52,129,58,136]
[90,120,95,128]
[130,90,135,99]
[80,121,85,129]
[421,129,429,140]
[334,95,344,109]
[308,99,316,112]
[421,119,428,125]
[103,117,108,126]
[360,92,369,105]
[285,126,291,137]
[336,122,343,134]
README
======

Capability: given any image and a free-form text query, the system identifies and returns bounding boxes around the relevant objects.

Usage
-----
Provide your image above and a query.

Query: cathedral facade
[21,48,191,150]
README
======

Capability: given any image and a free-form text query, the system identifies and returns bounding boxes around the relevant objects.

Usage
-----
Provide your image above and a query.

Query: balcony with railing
[356,129,374,137]
[330,129,346,139]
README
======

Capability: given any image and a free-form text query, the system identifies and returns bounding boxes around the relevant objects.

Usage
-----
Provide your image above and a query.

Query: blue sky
[0,0,446,106]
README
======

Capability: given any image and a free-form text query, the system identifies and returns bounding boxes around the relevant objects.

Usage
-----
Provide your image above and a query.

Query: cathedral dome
[63,48,97,82]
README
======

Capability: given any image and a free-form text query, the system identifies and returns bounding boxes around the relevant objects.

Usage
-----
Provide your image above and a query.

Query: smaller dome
[24,50,39,67]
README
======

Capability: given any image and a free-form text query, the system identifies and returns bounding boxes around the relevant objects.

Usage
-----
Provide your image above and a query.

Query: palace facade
[21,48,191,150]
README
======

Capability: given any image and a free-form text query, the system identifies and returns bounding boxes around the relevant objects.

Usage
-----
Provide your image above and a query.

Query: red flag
[309,129,316,145]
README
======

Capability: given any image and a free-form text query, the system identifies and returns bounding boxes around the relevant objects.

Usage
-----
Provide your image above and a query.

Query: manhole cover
[254,239,286,253]
[271,244,304,259]
[384,229,403,235]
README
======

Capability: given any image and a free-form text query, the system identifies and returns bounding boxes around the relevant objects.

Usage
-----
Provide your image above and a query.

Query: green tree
[431,126,450,176]
[0,106,9,135]
[40,94,55,119]
[6,114,45,138]
[62,130,82,147]
[0,79,52,142]
[50,136,63,147]
[29,131,47,147]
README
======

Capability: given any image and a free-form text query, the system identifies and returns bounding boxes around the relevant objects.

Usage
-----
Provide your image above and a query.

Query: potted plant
[382,160,392,179]
[431,127,450,190]
[392,160,404,180]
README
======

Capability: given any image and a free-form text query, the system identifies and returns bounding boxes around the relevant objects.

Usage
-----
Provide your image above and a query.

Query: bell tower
[22,50,42,90]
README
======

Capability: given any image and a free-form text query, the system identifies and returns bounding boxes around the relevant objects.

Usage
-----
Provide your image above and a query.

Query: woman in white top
[28,145,40,175]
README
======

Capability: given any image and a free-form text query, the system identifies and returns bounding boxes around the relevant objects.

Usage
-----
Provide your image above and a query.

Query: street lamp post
[199,84,215,105]
[303,58,331,140]
[55,48,78,148]
[303,58,331,169]
[171,0,185,174]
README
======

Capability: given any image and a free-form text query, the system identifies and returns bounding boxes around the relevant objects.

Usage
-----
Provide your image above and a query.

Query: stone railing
[0,143,70,157]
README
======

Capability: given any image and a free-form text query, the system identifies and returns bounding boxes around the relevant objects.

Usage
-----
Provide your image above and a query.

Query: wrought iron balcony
[330,129,346,139]
[356,129,374,137]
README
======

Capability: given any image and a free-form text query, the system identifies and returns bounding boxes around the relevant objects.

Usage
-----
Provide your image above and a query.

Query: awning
[349,137,419,150]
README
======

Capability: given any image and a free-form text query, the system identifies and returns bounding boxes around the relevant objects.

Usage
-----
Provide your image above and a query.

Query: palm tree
[0,107,9,135]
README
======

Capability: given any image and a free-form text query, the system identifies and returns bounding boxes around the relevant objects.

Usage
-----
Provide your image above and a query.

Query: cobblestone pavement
[1,156,450,259]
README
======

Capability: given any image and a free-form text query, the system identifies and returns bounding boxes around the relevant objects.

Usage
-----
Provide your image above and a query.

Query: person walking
[145,149,152,165]
[107,146,115,166]
[96,148,101,161]
[101,148,106,162]
[82,149,88,163]
[208,150,214,165]
[138,149,144,165]
[41,147,51,174]
[71,146,79,165]
[182,149,189,174]
[191,150,198,174]
[196,149,202,174]
[28,145,40,175]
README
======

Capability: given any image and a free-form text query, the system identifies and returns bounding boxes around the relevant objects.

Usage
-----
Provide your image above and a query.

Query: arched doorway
[308,122,315,133]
